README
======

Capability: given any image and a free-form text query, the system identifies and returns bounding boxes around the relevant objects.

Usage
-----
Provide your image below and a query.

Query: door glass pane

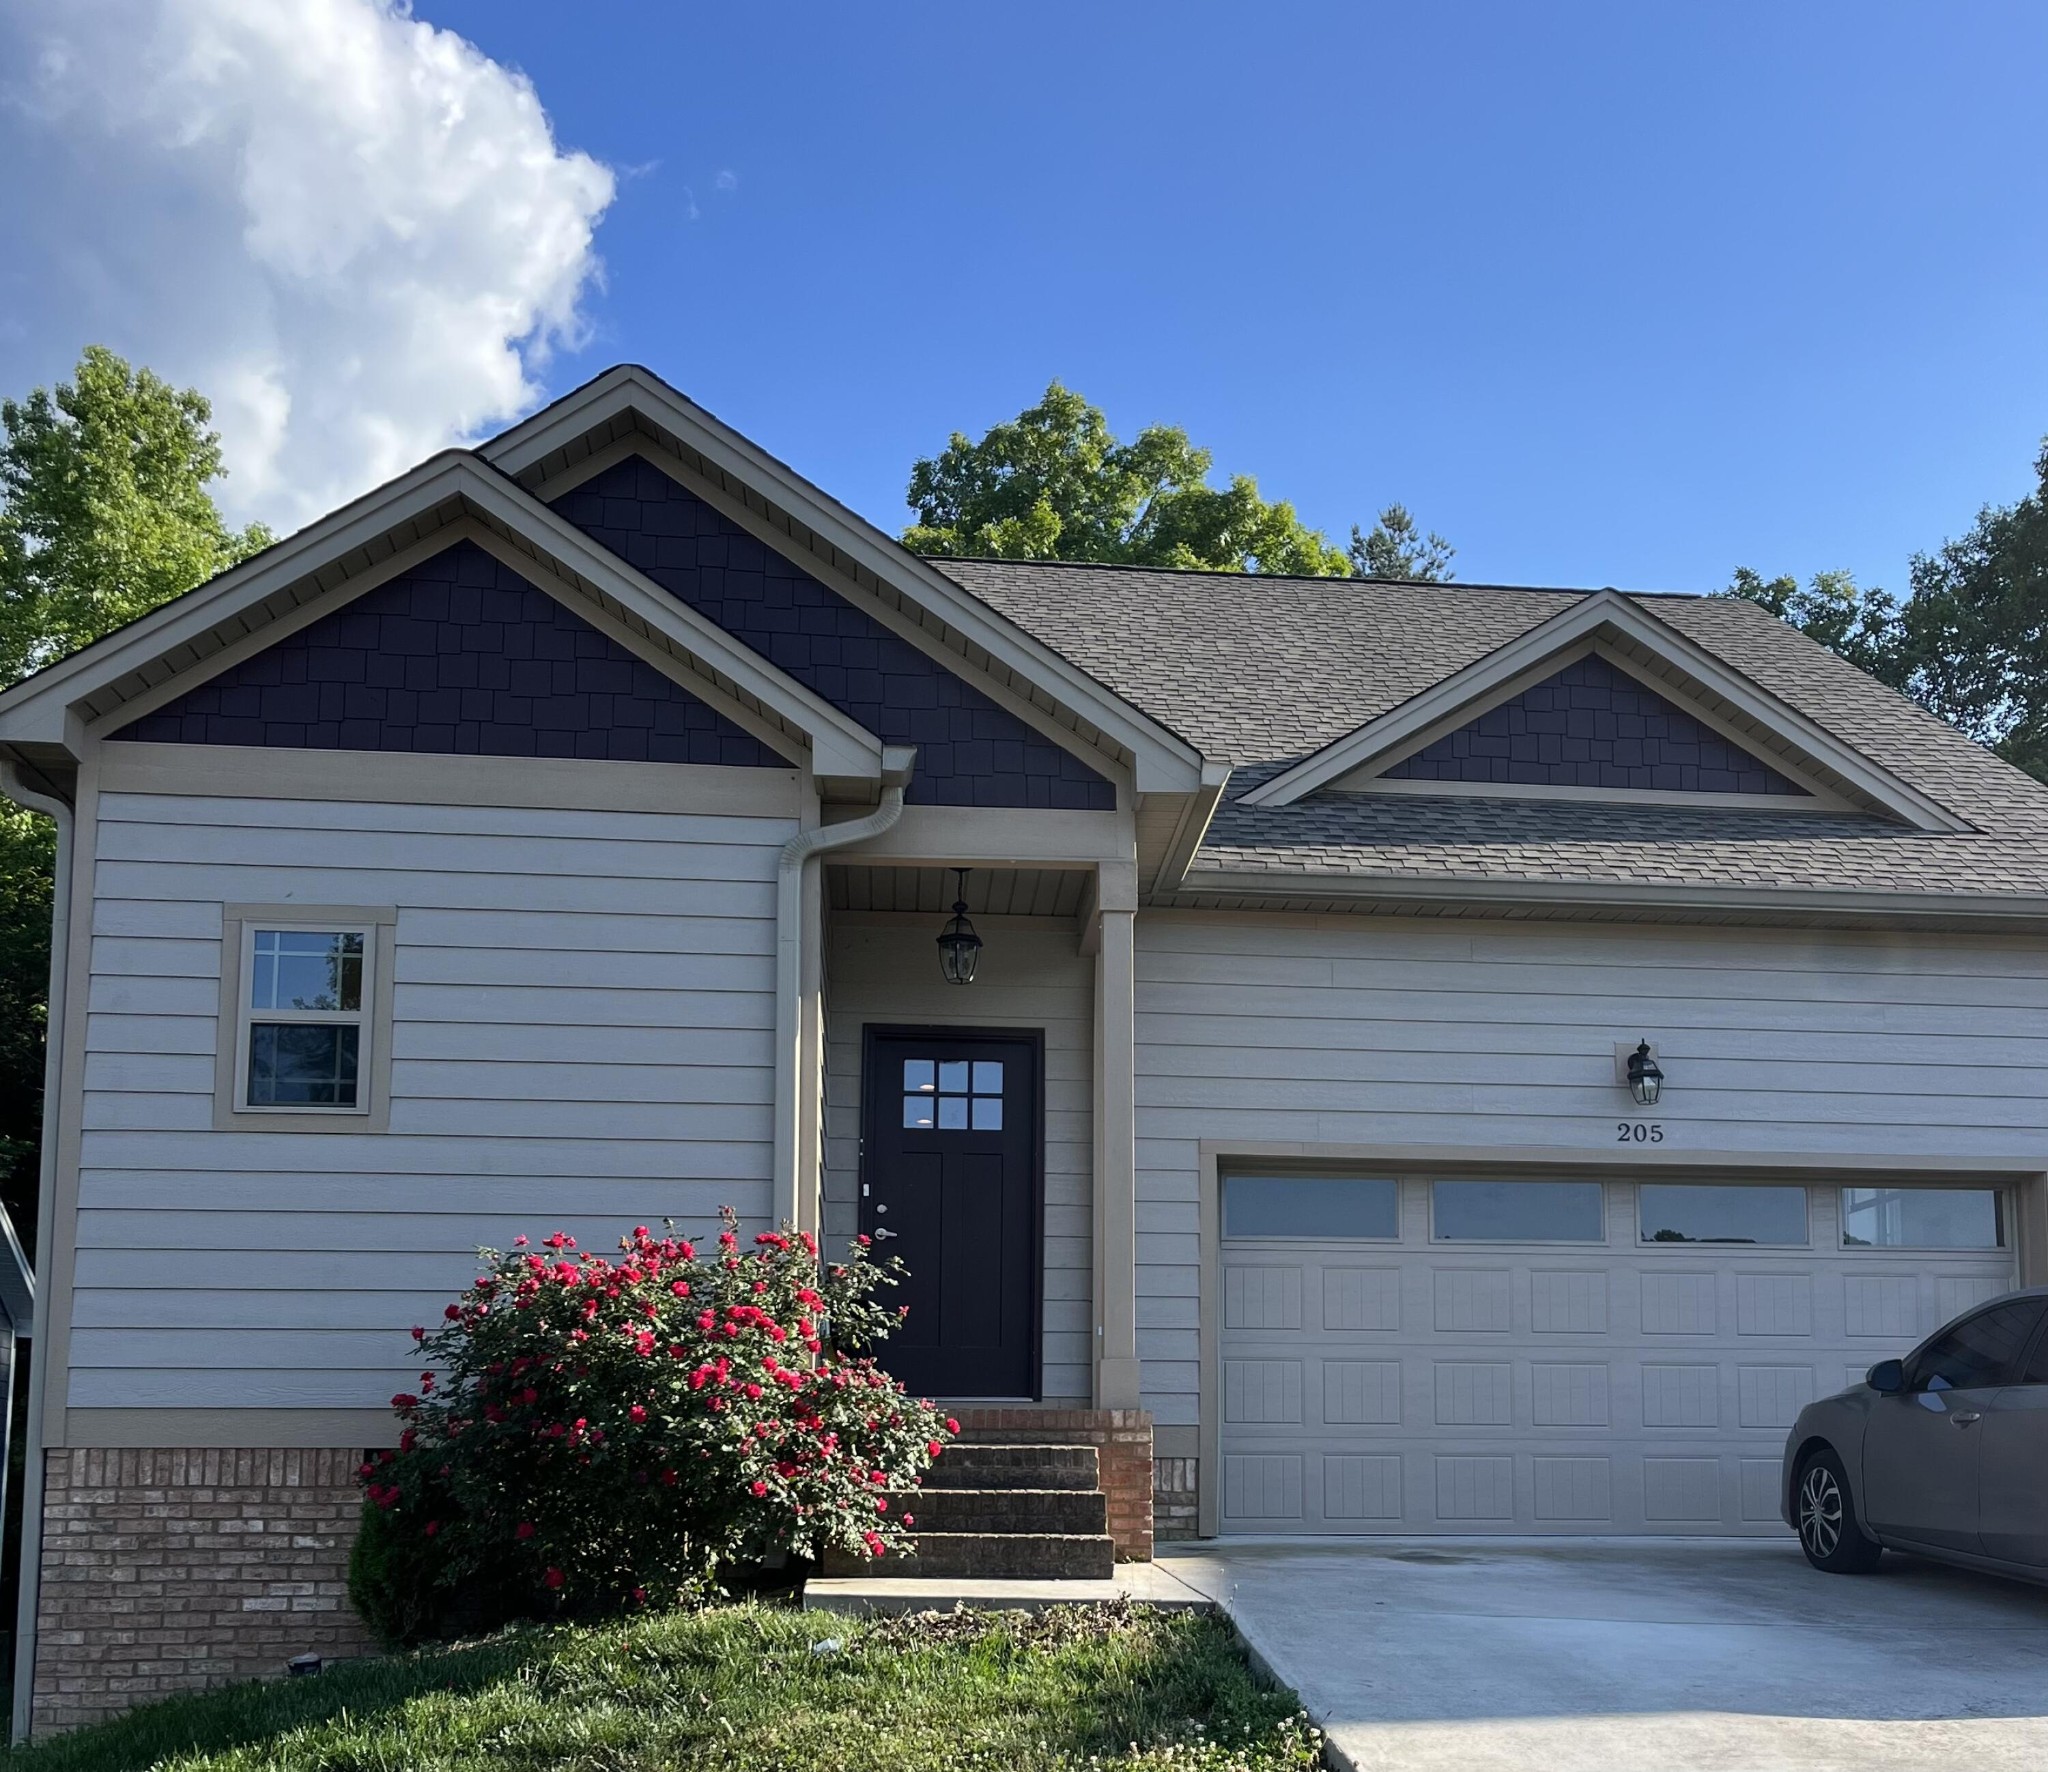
[1225,1175,1399,1239]
[1909,1300,2043,1392]
[251,930,363,1011]
[1843,1187,2002,1249]
[972,1061,1004,1095]
[938,1061,969,1094]
[937,1095,969,1130]
[903,1095,935,1129]
[971,1095,1003,1131]
[1639,1184,1807,1246]
[903,1059,936,1094]
[248,1023,360,1106]
[1433,1179,1603,1242]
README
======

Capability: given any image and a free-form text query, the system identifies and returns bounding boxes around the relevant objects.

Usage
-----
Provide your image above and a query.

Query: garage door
[1218,1173,2014,1535]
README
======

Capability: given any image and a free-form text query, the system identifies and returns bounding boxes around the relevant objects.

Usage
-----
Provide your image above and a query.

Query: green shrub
[352,1211,954,1631]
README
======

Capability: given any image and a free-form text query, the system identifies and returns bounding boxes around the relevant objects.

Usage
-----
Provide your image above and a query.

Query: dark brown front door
[860,1028,1040,1400]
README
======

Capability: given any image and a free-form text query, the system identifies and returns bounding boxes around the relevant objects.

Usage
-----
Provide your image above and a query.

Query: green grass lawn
[15,1600,1322,1772]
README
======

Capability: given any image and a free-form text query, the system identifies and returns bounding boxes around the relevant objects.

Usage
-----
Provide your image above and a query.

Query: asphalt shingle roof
[930,558,2048,901]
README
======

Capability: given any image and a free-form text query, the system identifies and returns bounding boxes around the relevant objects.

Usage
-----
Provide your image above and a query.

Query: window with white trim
[209,910,396,1128]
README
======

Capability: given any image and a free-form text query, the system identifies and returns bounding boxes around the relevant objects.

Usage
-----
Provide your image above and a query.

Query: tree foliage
[1,346,271,684]
[1349,503,1455,582]
[0,348,266,1250]
[904,383,1352,576]
[1723,441,2048,783]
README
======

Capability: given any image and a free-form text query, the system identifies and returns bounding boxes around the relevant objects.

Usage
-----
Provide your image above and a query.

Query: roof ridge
[930,554,1706,600]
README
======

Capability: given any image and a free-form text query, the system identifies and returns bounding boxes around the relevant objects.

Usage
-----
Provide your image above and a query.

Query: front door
[860,1028,1040,1400]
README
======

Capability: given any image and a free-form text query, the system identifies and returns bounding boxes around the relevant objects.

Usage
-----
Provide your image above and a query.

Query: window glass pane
[1639,1184,1806,1245]
[971,1095,1003,1131]
[903,1060,935,1094]
[251,930,363,1011]
[902,1095,934,1129]
[1225,1175,1399,1239]
[938,1061,969,1094]
[1910,1300,2043,1392]
[2020,1325,2048,1386]
[972,1061,1004,1095]
[1843,1187,2002,1249]
[937,1095,968,1130]
[1433,1180,1604,1243]
[248,1023,360,1106]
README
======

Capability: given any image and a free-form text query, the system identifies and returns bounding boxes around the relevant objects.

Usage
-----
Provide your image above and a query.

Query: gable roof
[0,451,886,791]
[933,556,2048,916]
[480,366,1205,794]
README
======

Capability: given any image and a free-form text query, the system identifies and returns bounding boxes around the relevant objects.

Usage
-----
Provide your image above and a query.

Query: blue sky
[6,2,2047,596]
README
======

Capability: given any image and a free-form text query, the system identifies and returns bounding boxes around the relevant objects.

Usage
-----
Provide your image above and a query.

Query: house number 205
[1616,1122,1665,1143]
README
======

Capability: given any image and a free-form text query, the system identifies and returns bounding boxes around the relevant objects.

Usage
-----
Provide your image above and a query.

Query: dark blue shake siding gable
[1384,653,1804,795]
[112,540,789,766]
[550,457,1116,809]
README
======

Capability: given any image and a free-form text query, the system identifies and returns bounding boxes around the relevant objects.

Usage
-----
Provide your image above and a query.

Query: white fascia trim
[1150,762,1233,899]
[1236,590,1971,834]
[0,454,888,788]
[480,368,1205,793]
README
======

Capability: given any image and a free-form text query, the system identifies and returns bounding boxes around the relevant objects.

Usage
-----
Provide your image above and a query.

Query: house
[2,364,2046,1734]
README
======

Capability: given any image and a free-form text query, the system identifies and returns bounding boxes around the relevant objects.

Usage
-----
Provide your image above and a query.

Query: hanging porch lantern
[936,868,982,985]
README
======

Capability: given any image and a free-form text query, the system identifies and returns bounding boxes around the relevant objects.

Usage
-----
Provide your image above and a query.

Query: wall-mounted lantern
[1625,1040,1665,1107]
[936,868,982,985]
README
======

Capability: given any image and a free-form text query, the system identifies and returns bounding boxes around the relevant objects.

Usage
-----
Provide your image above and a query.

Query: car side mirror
[1866,1358,1905,1395]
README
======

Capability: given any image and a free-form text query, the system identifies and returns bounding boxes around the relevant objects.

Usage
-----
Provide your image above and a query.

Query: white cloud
[714,169,738,193]
[1,0,615,531]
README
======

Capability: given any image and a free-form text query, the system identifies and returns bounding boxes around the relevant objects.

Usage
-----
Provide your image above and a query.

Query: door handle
[1950,1411,1981,1427]
[872,1227,898,1241]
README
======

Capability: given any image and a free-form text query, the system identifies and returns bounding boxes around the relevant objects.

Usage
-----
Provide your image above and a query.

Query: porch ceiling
[825,864,1091,918]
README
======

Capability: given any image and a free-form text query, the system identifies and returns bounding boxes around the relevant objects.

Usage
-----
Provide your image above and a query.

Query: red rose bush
[349,1210,955,1640]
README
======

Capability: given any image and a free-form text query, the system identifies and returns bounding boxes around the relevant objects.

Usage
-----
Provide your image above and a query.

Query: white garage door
[1218,1173,2014,1535]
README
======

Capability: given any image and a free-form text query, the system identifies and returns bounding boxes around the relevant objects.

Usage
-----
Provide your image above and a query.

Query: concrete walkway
[1161,1538,2048,1772]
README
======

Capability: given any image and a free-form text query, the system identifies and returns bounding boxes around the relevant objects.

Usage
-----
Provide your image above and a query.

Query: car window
[1907,1299,2044,1393]
[2018,1319,2048,1386]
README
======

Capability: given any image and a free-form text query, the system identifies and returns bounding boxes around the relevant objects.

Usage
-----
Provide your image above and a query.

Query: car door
[1977,1307,2048,1566]
[1861,1297,2045,1553]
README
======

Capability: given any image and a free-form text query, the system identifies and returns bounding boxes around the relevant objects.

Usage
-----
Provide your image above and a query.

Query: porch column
[1091,861,1141,1408]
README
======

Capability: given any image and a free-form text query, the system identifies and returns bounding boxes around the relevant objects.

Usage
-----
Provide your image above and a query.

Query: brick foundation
[32,1448,373,1737]
[949,1407,1153,1561]
[1154,1455,1198,1541]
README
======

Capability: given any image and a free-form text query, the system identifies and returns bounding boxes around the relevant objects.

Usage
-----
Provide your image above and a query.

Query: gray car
[1783,1285,2048,1580]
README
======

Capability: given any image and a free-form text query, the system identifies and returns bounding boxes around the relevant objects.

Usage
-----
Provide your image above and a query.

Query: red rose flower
[544,1567,565,1590]
[516,1521,536,1540]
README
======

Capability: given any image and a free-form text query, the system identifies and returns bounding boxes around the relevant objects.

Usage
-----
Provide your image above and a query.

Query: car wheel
[1796,1448,1883,1574]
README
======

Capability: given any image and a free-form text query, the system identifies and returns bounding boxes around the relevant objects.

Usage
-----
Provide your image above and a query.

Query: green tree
[904,382,1352,575]
[1720,566,1905,686]
[1349,503,1455,582]
[0,348,268,1250]
[1897,444,2048,781]
[1,346,270,683]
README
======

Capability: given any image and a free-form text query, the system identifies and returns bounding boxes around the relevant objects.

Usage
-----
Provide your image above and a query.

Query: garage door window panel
[1224,1175,1399,1240]
[1842,1187,2003,1250]
[1639,1184,1807,1246]
[1432,1179,1604,1243]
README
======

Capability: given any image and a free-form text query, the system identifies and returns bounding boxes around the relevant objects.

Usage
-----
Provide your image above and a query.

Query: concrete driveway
[1160,1538,2048,1772]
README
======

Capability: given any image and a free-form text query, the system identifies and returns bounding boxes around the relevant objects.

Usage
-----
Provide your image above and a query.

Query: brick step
[922,1443,1098,1491]
[824,1532,1117,1581]
[908,1486,1108,1536]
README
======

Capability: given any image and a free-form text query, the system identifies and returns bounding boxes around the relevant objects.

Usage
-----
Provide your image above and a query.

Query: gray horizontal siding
[71,788,793,1412]
[1133,914,2048,1426]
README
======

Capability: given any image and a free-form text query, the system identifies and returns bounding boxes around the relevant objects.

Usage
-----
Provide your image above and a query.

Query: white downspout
[771,747,914,1230]
[0,762,71,1747]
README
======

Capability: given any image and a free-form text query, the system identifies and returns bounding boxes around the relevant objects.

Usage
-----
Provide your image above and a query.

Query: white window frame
[214,904,397,1133]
